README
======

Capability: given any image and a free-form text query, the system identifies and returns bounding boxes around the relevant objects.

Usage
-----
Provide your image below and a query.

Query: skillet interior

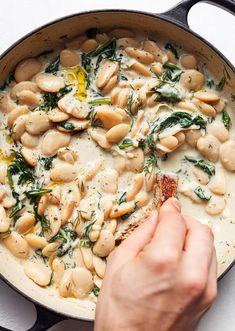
[0,10,234,321]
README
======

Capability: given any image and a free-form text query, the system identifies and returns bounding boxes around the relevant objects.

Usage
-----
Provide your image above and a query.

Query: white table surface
[0,1,234,330]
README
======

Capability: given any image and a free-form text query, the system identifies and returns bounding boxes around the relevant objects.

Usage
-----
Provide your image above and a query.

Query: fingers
[106,211,158,273]
[146,198,187,257]
[200,248,218,311]
[183,217,215,271]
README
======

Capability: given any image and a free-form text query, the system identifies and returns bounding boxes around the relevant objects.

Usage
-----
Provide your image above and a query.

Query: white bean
[35,73,65,93]
[16,213,35,234]
[126,173,144,201]
[41,130,71,156]
[126,148,144,172]
[3,232,29,259]
[0,206,10,233]
[93,229,115,257]
[72,267,94,298]
[25,233,47,249]
[24,262,51,287]
[80,246,94,270]
[110,201,136,218]
[193,166,210,185]
[50,164,78,182]
[12,114,27,140]
[106,124,129,143]
[21,146,37,167]
[93,255,106,279]
[180,54,197,69]
[0,92,16,112]
[208,167,226,195]
[197,135,220,163]
[21,132,39,148]
[60,49,80,67]
[89,128,112,150]
[99,169,118,194]
[15,58,41,82]
[96,60,119,90]
[179,69,204,91]
[205,195,226,215]
[6,107,26,132]
[209,121,229,143]
[185,129,202,147]
[96,105,123,129]
[10,81,38,100]
[25,111,51,135]
[18,90,42,107]
[220,140,235,171]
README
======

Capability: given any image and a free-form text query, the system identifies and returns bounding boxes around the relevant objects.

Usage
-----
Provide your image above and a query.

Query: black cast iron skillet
[0,0,234,330]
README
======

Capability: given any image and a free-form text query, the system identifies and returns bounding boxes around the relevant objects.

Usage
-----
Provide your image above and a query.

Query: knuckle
[183,272,207,298]
[148,250,180,272]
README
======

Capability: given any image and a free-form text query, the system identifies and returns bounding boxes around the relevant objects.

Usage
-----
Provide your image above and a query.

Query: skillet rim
[0,8,234,324]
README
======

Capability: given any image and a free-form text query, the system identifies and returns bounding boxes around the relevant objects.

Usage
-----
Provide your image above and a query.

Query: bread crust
[115,173,178,244]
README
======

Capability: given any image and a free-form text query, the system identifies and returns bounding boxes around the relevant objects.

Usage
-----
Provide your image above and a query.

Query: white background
[0,1,234,330]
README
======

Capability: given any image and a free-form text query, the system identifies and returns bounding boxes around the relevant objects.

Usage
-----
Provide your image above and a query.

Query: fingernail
[171,198,181,211]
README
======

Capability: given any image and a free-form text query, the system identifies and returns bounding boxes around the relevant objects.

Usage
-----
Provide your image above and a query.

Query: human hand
[95,198,217,331]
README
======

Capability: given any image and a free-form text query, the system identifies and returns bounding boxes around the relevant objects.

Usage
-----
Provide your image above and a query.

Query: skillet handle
[162,0,235,28]
[27,304,67,331]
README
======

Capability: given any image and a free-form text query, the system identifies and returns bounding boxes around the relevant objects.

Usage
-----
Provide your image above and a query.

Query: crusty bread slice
[115,173,178,244]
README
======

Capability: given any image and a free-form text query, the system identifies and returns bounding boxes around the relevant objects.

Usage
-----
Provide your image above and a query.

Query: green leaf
[216,77,226,91]
[165,43,178,59]
[118,138,133,149]
[222,111,232,130]
[57,121,76,131]
[118,192,127,205]
[185,156,215,176]
[144,155,157,176]
[158,112,207,133]
[206,79,215,88]
[81,38,117,73]
[153,83,181,103]
[26,188,52,199]
[9,201,24,218]
[7,151,35,187]
[92,284,100,297]
[89,98,111,105]
[45,57,60,75]
[0,229,11,239]
[80,237,92,248]
[146,132,155,151]
[194,186,211,201]
[39,155,57,170]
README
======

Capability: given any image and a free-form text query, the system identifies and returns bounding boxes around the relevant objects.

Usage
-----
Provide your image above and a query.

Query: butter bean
[72,267,94,298]
[96,60,119,90]
[25,233,47,249]
[93,255,106,279]
[60,49,80,67]
[41,130,71,156]
[35,73,65,93]
[50,164,78,182]
[26,111,51,135]
[15,58,41,82]
[21,132,39,148]
[205,196,226,215]
[180,70,204,91]
[80,39,98,52]
[197,135,220,163]
[3,232,29,259]
[180,54,197,69]
[16,213,35,234]
[21,146,37,167]
[24,262,51,287]
[0,92,16,112]
[106,124,129,143]
[93,230,115,257]
[10,81,38,100]
[7,105,29,128]
[110,201,136,218]
[220,140,235,171]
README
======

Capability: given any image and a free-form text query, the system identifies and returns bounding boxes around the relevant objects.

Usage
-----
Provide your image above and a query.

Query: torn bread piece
[115,173,178,244]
